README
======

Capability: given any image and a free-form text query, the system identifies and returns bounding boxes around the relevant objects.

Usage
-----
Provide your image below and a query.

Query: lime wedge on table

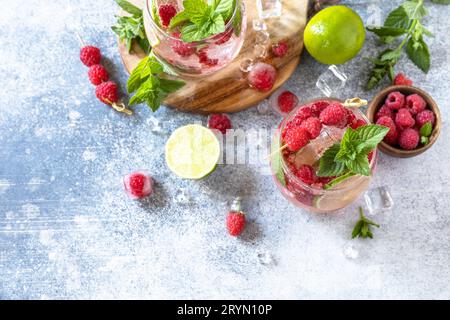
[165,124,221,179]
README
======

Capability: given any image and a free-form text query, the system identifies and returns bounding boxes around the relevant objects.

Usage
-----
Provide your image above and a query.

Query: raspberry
[171,32,196,57]
[284,127,310,152]
[385,91,405,110]
[375,105,394,121]
[300,117,322,139]
[406,93,426,115]
[80,46,101,67]
[350,119,367,130]
[368,151,375,163]
[227,198,246,236]
[272,41,288,58]
[310,100,329,117]
[248,62,277,92]
[393,73,413,86]
[395,108,415,130]
[214,28,233,45]
[319,103,347,127]
[296,106,313,122]
[384,130,399,146]
[159,4,177,27]
[277,91,298,113]
[296,165,317,185]
[317,176,335,185]
[398,128,419,150]
[123,172,153,199]
[208,114,232,134]
[376,116,397,144]
[416,109,436,128]
[346,110,356,126]
[198,48,219,67]
[88,64,109,85]
[95,81,118,105]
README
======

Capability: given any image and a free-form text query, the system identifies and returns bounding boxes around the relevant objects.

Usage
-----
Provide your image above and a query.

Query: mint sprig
[318,125,389,178]
[127,55,185,112]
[352,207,380,239]
[112,0,150,54]
[170,0,237,42]
[366,0,449,89]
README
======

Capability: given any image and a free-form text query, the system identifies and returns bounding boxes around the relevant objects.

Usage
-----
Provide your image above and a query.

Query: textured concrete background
[1,0,449,299]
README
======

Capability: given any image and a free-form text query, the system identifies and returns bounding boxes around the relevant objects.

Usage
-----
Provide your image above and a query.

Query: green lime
[304,5,365,65]
[165,124,221,179]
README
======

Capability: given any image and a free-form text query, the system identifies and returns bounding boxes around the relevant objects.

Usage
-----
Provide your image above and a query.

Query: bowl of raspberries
[368,85,441,158]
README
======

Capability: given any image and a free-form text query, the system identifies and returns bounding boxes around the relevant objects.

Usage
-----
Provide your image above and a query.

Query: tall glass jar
[143,0,247,77]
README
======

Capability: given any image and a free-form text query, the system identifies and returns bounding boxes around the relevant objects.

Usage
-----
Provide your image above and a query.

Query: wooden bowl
[367,85,441,158]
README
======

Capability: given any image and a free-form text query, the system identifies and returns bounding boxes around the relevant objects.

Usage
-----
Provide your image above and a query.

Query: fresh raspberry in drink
[284,127,310,152]
[385,91,405,110]
[198,47,219,67]
[159,4,177,27]
[406,93,426,115]
[300,117,322,139]
[319,103,348,127]
[277,91,299,113]
[416,109,435,128]
[171,32,196,57]
[296,165,317,185]
[248,62,277,92]
[311,100,329,117]
[124,172,154,199]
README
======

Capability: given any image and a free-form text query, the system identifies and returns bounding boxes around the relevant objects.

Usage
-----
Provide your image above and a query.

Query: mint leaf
[384,6,410,29]
[159,78,186,94]
[215,0,234,20]
[346,153,370,176]
[317,144,346,177]
[181,23,207,42]
[184,0,209,18]
[367,26,407,37]
[406,37,430,72]
[354,125,390,153]
[232,0,242,36]
[115,0,143,17]
[420,122,432,137]
[169,11,191,29]
[430,0,450,4]
[127,56,150,93]
[352,207,380,239]
[402,1,428,20]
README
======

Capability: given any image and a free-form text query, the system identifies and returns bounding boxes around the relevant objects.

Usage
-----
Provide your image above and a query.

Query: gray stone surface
[1,0,449,299]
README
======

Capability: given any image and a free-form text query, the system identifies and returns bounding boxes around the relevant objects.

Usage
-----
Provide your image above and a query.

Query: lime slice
[313,174,371,211]
[165,124,221,179]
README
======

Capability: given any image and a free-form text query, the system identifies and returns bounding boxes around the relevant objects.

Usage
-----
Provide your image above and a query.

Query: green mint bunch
[127,55,185,111]
[112,0,151,53]
[366,0,450,90]
[170,0,240,42]
[318,125,389,179]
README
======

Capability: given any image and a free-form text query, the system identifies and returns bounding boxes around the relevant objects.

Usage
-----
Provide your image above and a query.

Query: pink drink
[271,99,377,213]
[143,0,247,77]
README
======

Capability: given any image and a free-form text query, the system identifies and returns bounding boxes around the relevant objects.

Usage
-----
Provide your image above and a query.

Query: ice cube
[342,243,359,260]
[252,19,267,31]
[364,186,394,215]
[255,30,270,45]
[316,65,348,97]
[254,44,268,58]
[256,100,270,115]
[240,58,255,73]
[257,251,275,266]
[256,0,282,19]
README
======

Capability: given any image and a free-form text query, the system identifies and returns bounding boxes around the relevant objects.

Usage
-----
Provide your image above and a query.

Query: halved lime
[165,124,221,179]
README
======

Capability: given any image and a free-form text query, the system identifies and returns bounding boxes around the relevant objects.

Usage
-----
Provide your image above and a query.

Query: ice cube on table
[256,0,282,19]
[255,30,270,45]
[240,58,255,73]
[316,65,348,97]
[364,186,394,215]
[256,99,270,115]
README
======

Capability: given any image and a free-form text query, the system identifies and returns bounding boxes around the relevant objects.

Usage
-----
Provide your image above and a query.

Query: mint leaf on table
[115,0,143,17]
[127,56,185,112]
[430,0,450,4]
[352,207,380,239]
[366,0,434,89]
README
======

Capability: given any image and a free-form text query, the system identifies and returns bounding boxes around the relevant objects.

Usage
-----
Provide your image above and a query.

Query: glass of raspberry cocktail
[270,99,382,213]
[144,0,247,77]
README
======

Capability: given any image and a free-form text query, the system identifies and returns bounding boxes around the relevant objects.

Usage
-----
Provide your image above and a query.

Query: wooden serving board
[119,0,308,114]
